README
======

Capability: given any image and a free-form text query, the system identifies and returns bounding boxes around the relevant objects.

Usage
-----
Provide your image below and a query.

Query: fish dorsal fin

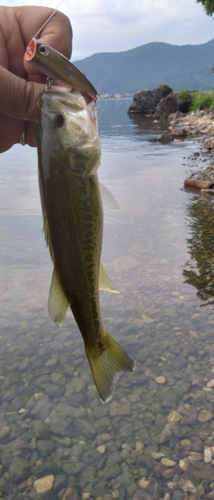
[99,263,119,293]
[48,268,70,326]
[43,214,55,263]
[99,182,120,210]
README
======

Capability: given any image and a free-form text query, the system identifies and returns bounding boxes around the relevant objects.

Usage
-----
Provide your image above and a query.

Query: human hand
[0,6,72,153]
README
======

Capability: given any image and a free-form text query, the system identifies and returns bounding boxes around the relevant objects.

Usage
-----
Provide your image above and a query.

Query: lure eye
[38,44,48,56]
[53,113,64,128]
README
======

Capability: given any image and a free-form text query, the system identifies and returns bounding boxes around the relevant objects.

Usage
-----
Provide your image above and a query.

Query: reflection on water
[184,193,214,304]
[0,100,214,499]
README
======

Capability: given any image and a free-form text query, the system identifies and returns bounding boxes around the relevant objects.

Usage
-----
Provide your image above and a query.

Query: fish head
[37,88,101,176]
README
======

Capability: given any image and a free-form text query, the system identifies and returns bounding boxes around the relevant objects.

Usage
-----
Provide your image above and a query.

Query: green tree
[197,0,214,15]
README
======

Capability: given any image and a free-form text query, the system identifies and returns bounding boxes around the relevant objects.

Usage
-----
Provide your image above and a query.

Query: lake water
[0,99,214,499]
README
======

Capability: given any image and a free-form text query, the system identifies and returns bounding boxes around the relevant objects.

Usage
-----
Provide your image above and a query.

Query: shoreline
[167,109,214,183]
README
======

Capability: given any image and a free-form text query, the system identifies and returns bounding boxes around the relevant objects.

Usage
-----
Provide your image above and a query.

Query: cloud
[1,0,214,58]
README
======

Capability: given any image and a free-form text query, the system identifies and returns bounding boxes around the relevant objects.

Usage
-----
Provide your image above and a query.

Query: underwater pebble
[207,378,214,388]
[82,493,90,500]
[138,478,150,489]
[182,480,196,493]
[33,475,54,494]
[198,409,212,422]
[136,441,144,452]
[155,376,166,384]
[167,410,182,423]
[112,490,119,499]
[204,447,213,463]
[0,425,10,441]
[179,458,190,471]
[160,427,172,444]
[97,445,106,454]
[161,458,177,467]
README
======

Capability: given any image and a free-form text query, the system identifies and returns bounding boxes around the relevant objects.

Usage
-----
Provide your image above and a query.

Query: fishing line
[32,0,65,40]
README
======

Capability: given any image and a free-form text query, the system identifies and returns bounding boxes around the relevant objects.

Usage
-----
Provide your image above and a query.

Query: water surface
[0,100,214,499]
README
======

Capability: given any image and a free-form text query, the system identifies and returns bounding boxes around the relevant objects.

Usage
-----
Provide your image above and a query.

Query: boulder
[154,92,192,119]
[128,84,172,115]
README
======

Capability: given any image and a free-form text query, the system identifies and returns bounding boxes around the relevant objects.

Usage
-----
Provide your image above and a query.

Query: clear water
[0,100,214,499]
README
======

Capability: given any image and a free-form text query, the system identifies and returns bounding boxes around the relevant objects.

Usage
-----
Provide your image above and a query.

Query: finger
[0,115,23,153]
[25,121,37,148]
[0,66,45,121]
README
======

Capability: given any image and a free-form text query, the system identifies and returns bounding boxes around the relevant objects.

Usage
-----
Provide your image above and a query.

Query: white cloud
[1,0,214,58]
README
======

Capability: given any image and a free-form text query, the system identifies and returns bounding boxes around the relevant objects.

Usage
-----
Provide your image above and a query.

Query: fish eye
[53,113,64,128]
[38,45,48,56]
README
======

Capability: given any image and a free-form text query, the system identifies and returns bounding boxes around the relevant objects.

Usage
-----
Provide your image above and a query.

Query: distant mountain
[74,40,214,94]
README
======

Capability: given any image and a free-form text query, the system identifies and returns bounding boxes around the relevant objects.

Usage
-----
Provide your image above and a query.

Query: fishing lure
[24,2,99,99]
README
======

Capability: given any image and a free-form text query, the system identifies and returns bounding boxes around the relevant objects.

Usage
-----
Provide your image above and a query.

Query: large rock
[128,84,172,114]
[154,92,192,118]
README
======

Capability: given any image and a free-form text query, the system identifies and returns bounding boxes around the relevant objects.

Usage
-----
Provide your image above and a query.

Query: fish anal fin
[99,263,119,293]
[85,332,134,402]
[48,267,70,327]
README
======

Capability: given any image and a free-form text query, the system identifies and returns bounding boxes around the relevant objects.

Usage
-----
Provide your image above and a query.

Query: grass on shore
[178,89,214,111]
[190,91,214,111]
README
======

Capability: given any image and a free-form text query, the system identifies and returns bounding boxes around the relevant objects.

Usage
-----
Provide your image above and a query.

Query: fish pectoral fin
[99,263,119,293]
[99,182,120,210]
[43,214,55,262]
[85,332,134,402]
[48,267,70,327]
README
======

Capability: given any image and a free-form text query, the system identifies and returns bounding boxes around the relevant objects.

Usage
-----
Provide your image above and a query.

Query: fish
[25,38,98,99]
[35,88,134,402]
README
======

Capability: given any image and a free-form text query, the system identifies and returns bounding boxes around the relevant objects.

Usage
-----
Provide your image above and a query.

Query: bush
[190,91,214,111]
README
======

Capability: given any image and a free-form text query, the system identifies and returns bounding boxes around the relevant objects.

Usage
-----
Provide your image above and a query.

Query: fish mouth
[47,88,97,112]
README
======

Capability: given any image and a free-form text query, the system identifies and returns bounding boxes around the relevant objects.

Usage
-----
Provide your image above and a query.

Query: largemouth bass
[36,88,134,402]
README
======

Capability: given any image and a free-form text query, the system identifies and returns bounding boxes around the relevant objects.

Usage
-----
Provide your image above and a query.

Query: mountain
[74,40,214,94]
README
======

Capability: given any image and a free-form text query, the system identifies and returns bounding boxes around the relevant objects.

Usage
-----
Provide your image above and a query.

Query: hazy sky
[2,0,214,59]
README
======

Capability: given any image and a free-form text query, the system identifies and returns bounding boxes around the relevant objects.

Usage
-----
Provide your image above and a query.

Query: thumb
[0,65,45,121]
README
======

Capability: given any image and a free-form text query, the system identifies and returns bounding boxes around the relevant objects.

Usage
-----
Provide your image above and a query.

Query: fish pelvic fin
[99,263,119,293]
[48,267,70,326]
[99,182,120,210]
[85,332,134,402]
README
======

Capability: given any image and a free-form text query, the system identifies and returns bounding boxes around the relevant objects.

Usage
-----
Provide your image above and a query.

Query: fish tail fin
[85,332,134,402]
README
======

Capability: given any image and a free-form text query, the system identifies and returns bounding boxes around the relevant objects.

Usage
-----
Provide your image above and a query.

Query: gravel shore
[168,109,214,183]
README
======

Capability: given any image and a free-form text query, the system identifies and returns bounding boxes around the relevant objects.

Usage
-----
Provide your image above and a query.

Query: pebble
[167,410,182,423]
[207,378,214,388]
[161,458,177,466]
[0,425,10,441]
[204,447,213,463]
[179,458,190,471]
[33,475,54,494]
[82,493,90,500]
[138,478,150,489]
[159,427,172,444]
[197,409,212,422]
[155,376,166,384]
[182,480,196,493]
[97,445,106,454]
[136,441,144,452]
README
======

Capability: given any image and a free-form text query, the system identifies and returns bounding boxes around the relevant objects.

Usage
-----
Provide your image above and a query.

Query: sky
[2,0,214,60]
